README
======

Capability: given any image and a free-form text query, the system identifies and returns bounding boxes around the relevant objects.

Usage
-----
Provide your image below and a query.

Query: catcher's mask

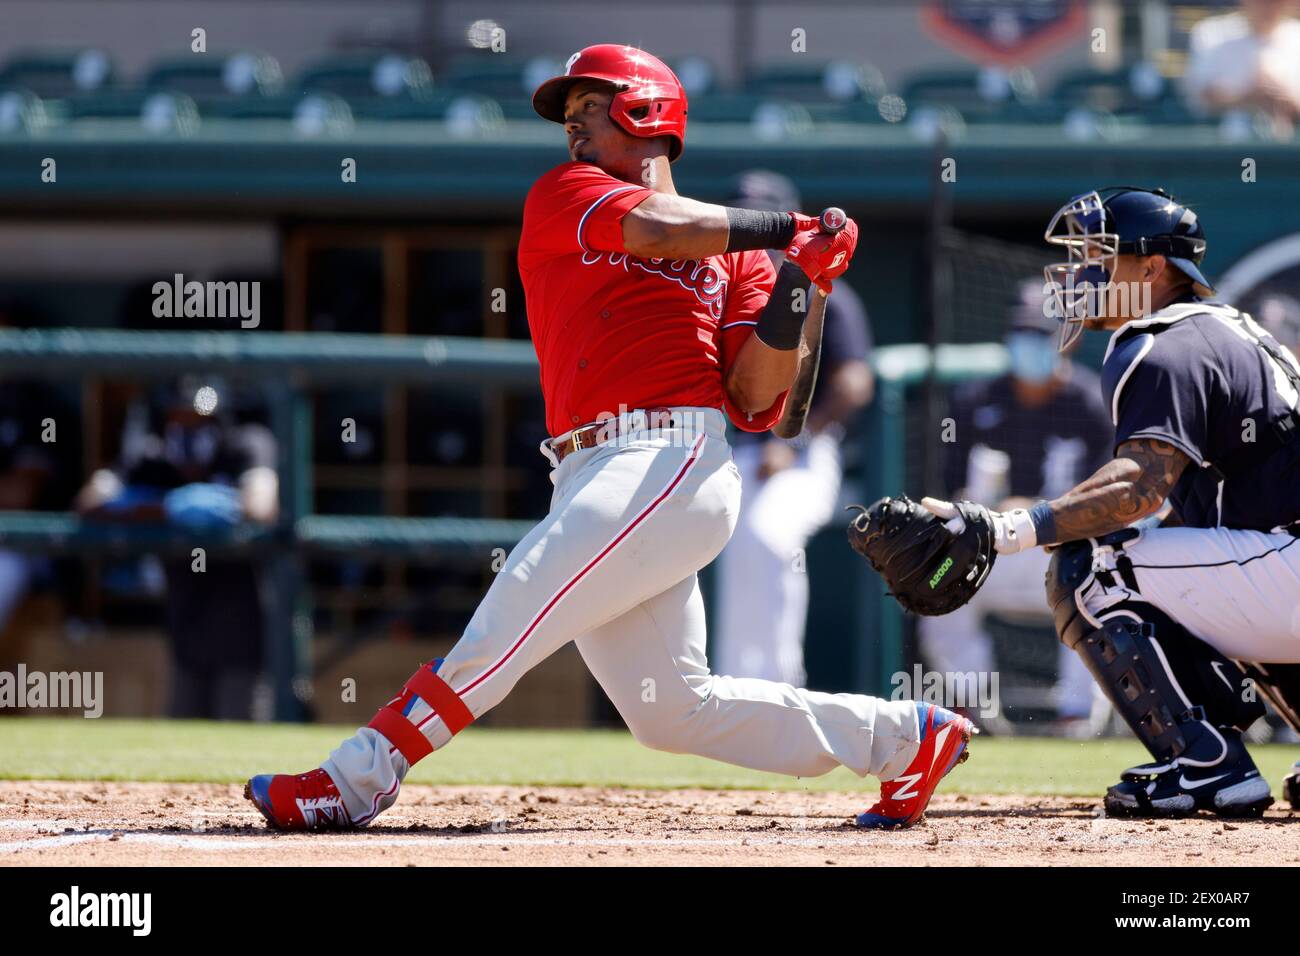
[1043,186,1213,351]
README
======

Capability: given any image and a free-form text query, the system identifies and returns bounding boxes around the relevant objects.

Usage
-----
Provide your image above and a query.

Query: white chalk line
[0,826,1168,855]
[0,828,922,852]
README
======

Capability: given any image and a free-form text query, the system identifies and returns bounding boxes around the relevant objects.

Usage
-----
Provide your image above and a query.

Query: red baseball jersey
[518,161,788,438]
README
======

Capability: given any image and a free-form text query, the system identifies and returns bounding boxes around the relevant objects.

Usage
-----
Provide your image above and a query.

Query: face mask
[1006,332,1060,384]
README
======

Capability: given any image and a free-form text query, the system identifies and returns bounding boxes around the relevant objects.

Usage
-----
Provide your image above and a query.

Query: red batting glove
[784,214,859,294]
[788,212,820,234]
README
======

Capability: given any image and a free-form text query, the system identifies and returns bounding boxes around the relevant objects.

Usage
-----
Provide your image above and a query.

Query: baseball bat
[772,207,844,440]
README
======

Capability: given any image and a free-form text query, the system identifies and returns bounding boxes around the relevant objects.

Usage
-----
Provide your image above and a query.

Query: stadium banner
[922,0,1088,65]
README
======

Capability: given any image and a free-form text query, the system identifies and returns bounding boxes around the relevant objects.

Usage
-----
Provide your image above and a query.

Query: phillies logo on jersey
[580,250,728,319]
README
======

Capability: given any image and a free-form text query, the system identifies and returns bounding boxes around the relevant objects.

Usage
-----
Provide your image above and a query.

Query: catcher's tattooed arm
[1035,438,1191,544]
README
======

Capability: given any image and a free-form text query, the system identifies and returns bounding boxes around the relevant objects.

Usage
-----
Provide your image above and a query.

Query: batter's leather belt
[543,407,680,464]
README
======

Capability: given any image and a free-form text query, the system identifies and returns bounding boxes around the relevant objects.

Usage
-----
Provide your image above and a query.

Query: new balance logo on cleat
[890,772,923,802]
[297,796,348,829]
[245,768,356,832]
[856,702,974,830]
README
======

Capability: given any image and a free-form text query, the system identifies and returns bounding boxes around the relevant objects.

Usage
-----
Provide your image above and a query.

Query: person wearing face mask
[915,280,1113,731]
[75,377,279,720]
[1254,291,1300,354]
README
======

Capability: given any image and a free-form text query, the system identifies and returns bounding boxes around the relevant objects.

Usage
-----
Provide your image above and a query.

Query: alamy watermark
[50,886,151,936]
[0,664,103,718]
[152,273,260,328]
[1044,272,1153,323]
[891,663,999,719]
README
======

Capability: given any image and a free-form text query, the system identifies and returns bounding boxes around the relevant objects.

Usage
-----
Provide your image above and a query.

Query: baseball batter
[914,187,1300,817]
[246,45,974,832]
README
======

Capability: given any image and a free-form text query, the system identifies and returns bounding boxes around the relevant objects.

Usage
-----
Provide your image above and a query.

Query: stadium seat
[900,66,1040,123]
[62,89,200,134]
[297,51,435,101]
[687,93,768,124]
[138,91,202,135]
[143,52,284,98]
[434,54,563,122]
[688,93,821,135]
[60,89,154,119]
[0,89,52,134]
[800,99,891,125]
[439,54,563,101]
[0,49,114,98]
[198,92,355,136]
[669,56,718,97]
[342,90,506,135]
[751,61,885,103]
[1050,62,1196,124]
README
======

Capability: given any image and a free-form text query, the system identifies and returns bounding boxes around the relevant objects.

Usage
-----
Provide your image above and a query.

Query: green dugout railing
[0,330,1005,714]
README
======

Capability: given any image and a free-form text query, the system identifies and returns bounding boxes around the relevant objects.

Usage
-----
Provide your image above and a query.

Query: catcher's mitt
[846,494,997,616]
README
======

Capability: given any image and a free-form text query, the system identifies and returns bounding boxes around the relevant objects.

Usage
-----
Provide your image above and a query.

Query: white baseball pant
[322,407,921,824]
[1075,525,1300,663]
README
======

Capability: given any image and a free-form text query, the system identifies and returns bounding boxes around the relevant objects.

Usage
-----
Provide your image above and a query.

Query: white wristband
[1001,508,1038,552]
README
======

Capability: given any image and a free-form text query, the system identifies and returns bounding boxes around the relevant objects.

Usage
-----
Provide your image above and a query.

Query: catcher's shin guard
[367,660,474,766]
[1046,539,1264,764]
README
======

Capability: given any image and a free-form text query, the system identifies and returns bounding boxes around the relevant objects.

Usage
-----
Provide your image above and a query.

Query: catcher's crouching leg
[1046,537,1271,818]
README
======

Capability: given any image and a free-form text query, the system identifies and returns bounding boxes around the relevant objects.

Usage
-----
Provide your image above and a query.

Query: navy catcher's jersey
[1101,301,1300,531]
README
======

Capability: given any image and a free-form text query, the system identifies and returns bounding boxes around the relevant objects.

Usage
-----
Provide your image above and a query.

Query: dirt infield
[1,781,1298,866]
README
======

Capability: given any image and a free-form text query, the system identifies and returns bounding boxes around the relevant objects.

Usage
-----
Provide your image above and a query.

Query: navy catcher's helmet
[1043,186,1214,350]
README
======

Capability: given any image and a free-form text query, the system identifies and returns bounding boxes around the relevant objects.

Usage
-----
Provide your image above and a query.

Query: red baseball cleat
[857,702,975,829]
[245,768,353,832]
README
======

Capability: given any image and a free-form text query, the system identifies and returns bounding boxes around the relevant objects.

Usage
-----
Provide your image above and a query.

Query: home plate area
[2,782,1297,866]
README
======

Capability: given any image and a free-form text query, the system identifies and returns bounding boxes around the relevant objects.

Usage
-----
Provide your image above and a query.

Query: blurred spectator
[917,281,1112,730]
[1255,291,1300,352]
[1184,0,1300,121]
[0,381,61,638]
[0,303,78,652]
[75,377,278,720]
[714,170,874,687]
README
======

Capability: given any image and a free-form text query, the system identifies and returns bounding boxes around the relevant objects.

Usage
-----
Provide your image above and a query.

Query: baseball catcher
[854,186,1300,819]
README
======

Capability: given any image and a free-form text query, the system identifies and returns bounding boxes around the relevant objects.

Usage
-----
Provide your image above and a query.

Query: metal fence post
[858,377,907,697]
[265,378,313,721]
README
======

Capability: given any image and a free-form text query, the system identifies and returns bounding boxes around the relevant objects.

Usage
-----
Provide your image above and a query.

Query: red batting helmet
[532,44,688,162]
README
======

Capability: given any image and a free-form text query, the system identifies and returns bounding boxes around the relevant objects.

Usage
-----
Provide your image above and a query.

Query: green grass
[1,718,1297,796]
